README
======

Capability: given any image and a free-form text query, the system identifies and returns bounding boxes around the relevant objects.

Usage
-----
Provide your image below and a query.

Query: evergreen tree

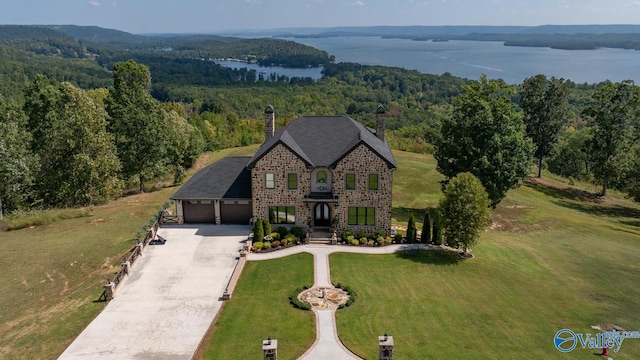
[406,212,417,243]
[431,209,442,245]
[420,210,431,243]
[253,218,264,242]
[263,217,272,238]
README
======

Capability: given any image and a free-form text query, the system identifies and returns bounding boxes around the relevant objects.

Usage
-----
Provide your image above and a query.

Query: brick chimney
[264,104,275,141]
[376,104,386,141]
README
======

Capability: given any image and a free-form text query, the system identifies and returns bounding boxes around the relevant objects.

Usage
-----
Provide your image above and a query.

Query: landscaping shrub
[272,240,281,248]
[263,218,272,238]
[357,231,368,239]
[341,230,353,241]
[335,283,358,309]
[270,231,280,240]
[421,210,431,243]
[432,209,443,245]
[285,233,296,242]
[376,236,384,245]
[281,238,289,246]
[290,226,304,238]
[406,212,417,243]
[350,238,359,246]
[262,241,272,250]
[359,237,368,245]
[253,241,263,251]
[253,218,264,242]
[289,286,312,311]
[384,236,393,245]
[373,229,385,238]
[275,226,288,239]
[367,239,375,246]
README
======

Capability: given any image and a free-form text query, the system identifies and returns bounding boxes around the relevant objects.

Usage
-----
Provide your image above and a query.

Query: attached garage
[183,201,216,223]
[220,201,252,224]
[171,157,253,224]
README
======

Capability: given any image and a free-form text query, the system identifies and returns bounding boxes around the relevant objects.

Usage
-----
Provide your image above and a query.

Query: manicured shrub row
[342,231,392,246]
[289,285,312,311]
[335,283,357,309]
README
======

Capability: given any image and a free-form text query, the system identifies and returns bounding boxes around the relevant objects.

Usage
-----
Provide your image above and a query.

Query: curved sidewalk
[248,243,426,360]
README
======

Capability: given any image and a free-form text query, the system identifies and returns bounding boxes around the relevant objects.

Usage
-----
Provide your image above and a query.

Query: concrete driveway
[58,224,250,360]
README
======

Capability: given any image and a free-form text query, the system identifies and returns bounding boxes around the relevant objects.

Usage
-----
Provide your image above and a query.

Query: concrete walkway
[248,243,426,359]
[59,225,250,360]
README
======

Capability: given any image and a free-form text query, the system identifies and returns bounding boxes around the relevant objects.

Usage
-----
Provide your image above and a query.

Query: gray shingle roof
[171,156,252,200]
[247,116,396,169]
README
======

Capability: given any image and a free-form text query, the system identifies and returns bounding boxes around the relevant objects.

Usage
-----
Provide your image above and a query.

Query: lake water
[215,60,323,80]
[220,36,640,85]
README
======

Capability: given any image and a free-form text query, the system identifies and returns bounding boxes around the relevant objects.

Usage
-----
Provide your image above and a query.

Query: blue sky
[1,0,639,34]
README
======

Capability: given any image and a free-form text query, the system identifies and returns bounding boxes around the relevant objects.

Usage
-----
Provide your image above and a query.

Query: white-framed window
[266,173,275,189]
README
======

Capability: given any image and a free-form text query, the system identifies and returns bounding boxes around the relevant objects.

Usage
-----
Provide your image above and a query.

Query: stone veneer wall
[251,143,394,236]
[332,144,394,235]
[251,144,311,227]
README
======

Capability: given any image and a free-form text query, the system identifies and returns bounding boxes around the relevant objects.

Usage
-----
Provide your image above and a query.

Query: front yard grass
[200,253,315,359]
[203,150,640,359]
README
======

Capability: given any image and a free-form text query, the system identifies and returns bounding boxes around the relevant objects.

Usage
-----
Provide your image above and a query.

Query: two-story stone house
[171,105,396,235]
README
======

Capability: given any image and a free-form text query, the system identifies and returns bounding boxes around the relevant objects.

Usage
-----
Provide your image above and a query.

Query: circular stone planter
[298,287,350,310]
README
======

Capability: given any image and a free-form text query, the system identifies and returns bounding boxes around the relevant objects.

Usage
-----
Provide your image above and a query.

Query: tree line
[0,60,205,218]
[1,55,639,220]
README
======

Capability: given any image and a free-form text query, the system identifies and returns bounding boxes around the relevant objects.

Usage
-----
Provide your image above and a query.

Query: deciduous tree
[23,76,121,206]
[439,172,491,255]
[582,80,639,196]
[519,74,570,178]
[0,97,38,218]
[106,60,169,193]
[435,75,533,207]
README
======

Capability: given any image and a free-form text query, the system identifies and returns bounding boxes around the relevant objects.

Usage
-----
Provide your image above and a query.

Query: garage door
[183,201,215,223]
[220,201,252,224]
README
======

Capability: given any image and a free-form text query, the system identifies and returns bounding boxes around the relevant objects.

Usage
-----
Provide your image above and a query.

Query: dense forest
[1,24,639,219]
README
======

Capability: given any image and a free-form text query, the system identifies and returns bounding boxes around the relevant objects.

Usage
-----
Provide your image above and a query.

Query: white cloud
[89,0,100,7]
[244,0,262,4]
[351,1,365,6]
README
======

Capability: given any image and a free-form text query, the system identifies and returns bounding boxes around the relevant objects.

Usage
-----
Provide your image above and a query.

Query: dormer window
[317,170,327,183]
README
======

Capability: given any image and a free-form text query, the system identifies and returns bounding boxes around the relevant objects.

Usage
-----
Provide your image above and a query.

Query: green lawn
[203,150,640,359]
[200,253,315,359]
[3,146,639,359]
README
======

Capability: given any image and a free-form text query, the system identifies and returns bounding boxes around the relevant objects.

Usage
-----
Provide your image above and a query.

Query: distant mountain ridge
[226,24,640,37]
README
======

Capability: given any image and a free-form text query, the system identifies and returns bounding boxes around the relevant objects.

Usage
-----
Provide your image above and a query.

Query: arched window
[317,170,326,183]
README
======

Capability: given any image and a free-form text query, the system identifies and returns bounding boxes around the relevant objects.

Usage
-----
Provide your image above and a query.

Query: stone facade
[251,143,393,235]
[331,144,393,234]
[251,144,312,227]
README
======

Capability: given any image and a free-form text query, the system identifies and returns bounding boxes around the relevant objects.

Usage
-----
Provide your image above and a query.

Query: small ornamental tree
[431,208,442,245]
[406,212,417,243]
[420,210,431,243]
[439,172,491,255]
[263,217,272,238]
[253,218,264,242]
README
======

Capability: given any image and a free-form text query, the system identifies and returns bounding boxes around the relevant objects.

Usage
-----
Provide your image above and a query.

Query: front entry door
[314,203,330,227]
